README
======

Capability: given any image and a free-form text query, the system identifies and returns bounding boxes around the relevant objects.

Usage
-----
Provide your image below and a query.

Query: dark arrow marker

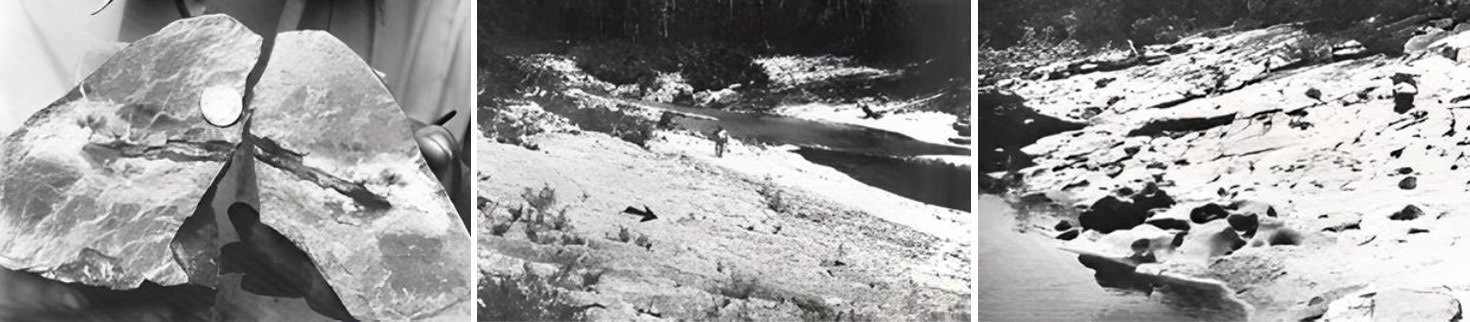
[622,205,658,222]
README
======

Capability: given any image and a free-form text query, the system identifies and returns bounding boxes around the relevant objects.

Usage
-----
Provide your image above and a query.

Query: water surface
[977,195,1228,322]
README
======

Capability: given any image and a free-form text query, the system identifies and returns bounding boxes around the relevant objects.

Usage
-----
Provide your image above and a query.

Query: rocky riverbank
[988,19,1470,321]
[478,49,972,320]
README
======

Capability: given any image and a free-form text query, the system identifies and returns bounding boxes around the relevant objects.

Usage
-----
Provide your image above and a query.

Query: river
[977,195,1236,321]
[590,93,973,211]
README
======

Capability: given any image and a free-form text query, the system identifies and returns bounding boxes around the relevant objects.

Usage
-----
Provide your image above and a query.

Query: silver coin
[199,85,242,127]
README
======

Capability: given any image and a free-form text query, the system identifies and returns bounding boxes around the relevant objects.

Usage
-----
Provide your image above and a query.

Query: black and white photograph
[476,0,973,320]
[0,0,472,320]
[980,1,1470,321]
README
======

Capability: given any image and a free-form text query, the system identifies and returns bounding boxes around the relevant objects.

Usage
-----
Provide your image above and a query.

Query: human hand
[413,116,470,230]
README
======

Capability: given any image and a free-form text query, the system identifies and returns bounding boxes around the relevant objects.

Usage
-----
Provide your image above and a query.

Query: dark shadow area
[613,94,968,157]
[795,147,969,211]
[0,270,215,322]
[976,90,1085,173]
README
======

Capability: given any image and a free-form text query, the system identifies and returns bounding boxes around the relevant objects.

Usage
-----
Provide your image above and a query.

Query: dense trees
[979,0,1451,50]
[480,0,968,67]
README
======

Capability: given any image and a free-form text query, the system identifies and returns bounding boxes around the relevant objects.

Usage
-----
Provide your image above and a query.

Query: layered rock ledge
[996,22,1470,321]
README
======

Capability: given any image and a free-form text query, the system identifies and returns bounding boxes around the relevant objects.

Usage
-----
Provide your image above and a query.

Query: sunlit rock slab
[248,30,471,321]
[0,15,258,289]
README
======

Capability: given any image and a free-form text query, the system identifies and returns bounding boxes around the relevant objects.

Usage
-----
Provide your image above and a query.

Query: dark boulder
[1190,203,1230,223]
[1131,183,1176,210]
[1146,218,1192,231]
[1079,196,1148,233]
[1227,213,1260,235]
[1390,205,1425,220]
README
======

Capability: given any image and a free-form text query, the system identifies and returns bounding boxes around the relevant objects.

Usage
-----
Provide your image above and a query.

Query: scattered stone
[1227,213,1260,235]
[1409,227,1431,234]
[1079,196,1148,233]
[1397,167,1414,175]
[1390,205,1425,220]
[1399,176,1418,190]
[1190,203,1230,224]
[1020,193,1052,204]
[1227,200,1277,217]
[1057,229,1080,241]
[1130,183,1175,210]
[1315,212,1363,232]
[1055,220,1073,231]
[1146,218,1192,231]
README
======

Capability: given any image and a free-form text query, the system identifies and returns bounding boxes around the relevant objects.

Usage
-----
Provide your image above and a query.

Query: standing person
[712,126,730,158]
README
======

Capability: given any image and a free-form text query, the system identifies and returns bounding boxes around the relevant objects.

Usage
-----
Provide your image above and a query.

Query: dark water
[595,94,973,211]
[977,196,1237,322]
[599,94,970,157]
[794,147,969,211]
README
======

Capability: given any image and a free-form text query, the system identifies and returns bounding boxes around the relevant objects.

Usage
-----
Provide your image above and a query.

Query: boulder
[1190,203,1230,223]
[0,15,258,288]
[247,31,472,320]
[1390,205,1425,220]
[1313,212,1363,232]
[1145,218,1191,231]
[1130,183,1175,210]
[1079,196,1147,233]
[1399,176,1418,190]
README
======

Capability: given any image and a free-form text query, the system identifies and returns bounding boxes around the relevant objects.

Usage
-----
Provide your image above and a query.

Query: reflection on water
[597,93,970,157]
[794,147,969,211]
[978,195,1248,322]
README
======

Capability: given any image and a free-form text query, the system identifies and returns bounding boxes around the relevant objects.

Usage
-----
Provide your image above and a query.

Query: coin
[199,85,243,127]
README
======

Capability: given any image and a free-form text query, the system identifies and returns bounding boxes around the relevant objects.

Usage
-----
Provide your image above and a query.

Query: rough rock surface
[996,21,1470,320]
[248,31,472,320]
[0,15,258,288]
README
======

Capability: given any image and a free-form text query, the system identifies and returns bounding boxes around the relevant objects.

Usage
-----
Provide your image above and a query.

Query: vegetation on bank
[480,0,970,114]
[980,0,1456,50]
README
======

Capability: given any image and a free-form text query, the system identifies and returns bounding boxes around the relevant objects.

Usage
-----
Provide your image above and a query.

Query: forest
[479,0,969,95]
[978,0,1453,50]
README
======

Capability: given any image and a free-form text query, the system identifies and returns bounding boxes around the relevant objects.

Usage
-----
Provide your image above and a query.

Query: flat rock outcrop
[997,20,1470,321]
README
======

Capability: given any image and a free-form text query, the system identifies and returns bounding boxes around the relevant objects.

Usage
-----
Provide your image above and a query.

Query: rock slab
[248,31,471,320]
[0,15,258,289]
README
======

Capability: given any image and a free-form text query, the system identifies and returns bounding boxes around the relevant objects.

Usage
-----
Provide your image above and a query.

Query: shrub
[757,183,791,214]
[633,234,653,250]
[478,273,586,321]
[522,185,558,215]
[717,272,763,300]
[615,226,632,243]
[490,222,513,236]
[569,41,768,92]
[550,207,572,231]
